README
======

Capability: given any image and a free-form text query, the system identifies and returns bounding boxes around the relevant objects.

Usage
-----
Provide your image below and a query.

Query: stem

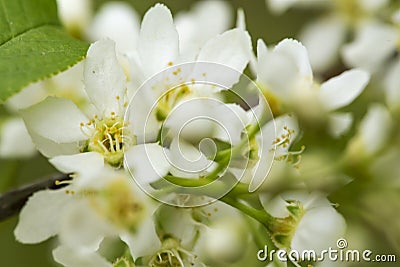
[220,195,273,232]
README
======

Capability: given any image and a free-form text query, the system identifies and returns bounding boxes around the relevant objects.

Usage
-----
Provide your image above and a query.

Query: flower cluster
[1,1,398,267]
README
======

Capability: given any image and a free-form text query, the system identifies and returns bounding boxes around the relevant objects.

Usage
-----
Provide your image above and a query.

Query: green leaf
[0,0,89,102]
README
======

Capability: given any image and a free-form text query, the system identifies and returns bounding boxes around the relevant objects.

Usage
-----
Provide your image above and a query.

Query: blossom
[260,191,346,255]
[14,152,160,264]
[126,3,252,128]
[19,39,169,182]
[255,38,370,136]
[346,104,392,161]
[266,0,391,73]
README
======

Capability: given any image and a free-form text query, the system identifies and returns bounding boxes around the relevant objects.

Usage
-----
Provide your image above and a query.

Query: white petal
[249,114,298,192]
[14,189,71,243]
[328,112,353,138]
[0,118,36,158]
[49,152,104,174]
[300,16,347,72]
[126,82,160,143]
[268,0,299,13]
[197,28,252,76]
[60,202,115,251]
[292,206,346,254]
[5,81,48,111]
[87,2,140,53]
[359,104,392,155]
[21,97,88,143]
[84,39,126,115]
[169,137,210,178]
[28,130,80,158]
[274,38,313,79]
[214,103,249,145]
[342,21,397,72]
[236,8,246,30]
[259,193,291,218]
[319,69,370,111]
[124,143,170,184]
[121,217,161,260]
[138,4,179,77]
[163,98,220,143]
[257,39,312,99]
[384,59,400,111]
[56,0,92,33]
[175,0,231,61]
[53,246,112,267]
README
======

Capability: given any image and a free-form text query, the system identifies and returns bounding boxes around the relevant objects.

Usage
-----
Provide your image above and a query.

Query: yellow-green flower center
[81,114,136,167]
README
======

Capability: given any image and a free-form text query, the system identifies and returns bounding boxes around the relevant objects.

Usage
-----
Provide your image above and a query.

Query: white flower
[0,117,36,158]
[15,153,160,261]
[56,0,92,35]
[342,20,398,73]
[347,104,392,159]
[260,191,346,254]
[19,39,170,180]
[255,38,370,136]
[87,1,140,54]
[128,4,251,140]
[297,0,390,72]
[231,113,301,192]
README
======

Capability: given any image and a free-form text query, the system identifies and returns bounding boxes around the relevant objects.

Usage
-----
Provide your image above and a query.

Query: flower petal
[14,189,71,243]
[28,130,80,158]
[342,21,397,72]
[257,39,312,99]
[197,28,252,76]
[60,202,115,251]
[138,4,179,77]
[300,16,347,72]
[87,2,140,53]
[328,112,353,138]
[249,114,298,192]
[124,143,170,184]
[319,69,370,111]
[49,152,104,175]
[169,137,210,178]
[53,246,112,267]
[0,118,36,158]
[84,39,126,116]
[292,206,346,254]
[359,104,392,155]
[21,97,88,143]
[384,59,400,111]
[175,0,231,61]
[120,216,161,260]
[273,38,313,79]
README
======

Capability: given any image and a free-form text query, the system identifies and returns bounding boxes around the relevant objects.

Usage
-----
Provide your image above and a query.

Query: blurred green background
[0,0,398,266]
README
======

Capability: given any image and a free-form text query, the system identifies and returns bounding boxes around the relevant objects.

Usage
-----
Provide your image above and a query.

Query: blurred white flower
[260,191,346,254]
[297,0,390,72]
[15,153,160,262]
[347,104,392,159]
[56,0,92,36]
[231,113,300,192]
[342,20,398,73]
[255,38,370,136]
[0,117,36,158]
